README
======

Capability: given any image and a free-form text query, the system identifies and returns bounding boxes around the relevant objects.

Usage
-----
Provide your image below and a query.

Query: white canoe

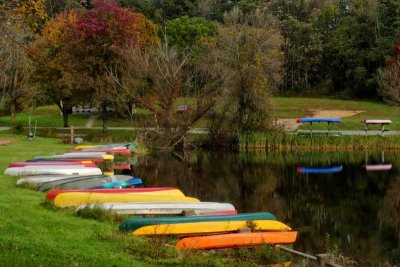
[63,152,107,157]
[16,174,128,185]
[76,202,236,215]
[34,153,112,160]
[5,167,102,176]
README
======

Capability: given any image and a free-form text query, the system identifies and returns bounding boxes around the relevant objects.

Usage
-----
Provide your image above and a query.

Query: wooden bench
[362,119,392,135]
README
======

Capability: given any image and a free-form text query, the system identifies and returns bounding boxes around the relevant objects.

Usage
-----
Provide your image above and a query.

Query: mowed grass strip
[0,135,147,266]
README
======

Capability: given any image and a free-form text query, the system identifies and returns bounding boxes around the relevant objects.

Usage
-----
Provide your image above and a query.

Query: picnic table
[362,119,392,135]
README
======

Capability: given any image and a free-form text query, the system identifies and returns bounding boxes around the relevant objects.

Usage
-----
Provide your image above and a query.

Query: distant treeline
[119,0,400,100]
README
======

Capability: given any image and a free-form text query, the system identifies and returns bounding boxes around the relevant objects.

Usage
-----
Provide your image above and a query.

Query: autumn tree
[108,38,218,150]
[206,8,283,147]
[379,38,400,105]
[29,0,157,128]
[0,0,43,126]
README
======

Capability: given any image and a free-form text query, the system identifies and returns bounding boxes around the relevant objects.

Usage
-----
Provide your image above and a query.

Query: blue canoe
[296,118,342,123]
[297,166,343,174]
[87,178,142,189]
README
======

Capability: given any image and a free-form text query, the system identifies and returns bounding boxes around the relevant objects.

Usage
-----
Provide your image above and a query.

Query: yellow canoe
[102,155,114,160]
[54,192,196,208]
[132,220,291,236]
[75,145,97,150]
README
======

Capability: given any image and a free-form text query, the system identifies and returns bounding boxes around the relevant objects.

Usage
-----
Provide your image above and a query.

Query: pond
[127,150,400,266]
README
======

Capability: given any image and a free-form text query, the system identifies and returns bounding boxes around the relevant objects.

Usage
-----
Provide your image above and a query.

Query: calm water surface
[128,150,400,266]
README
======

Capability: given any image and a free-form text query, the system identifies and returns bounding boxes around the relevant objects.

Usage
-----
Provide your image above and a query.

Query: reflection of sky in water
[126,151,400,266]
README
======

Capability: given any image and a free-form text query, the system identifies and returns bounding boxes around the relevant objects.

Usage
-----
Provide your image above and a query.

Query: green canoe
[119,212,277,232]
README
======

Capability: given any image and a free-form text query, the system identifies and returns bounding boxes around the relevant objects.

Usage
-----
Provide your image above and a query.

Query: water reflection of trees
[133,151,400,266]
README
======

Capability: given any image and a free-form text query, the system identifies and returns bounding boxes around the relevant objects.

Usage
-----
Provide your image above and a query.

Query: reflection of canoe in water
[296,118,342,123]
[132,220,291,236]
[5,166,102,176]
[46,187,178,200]
[297,166,343,174]
[176,231,298,250]
[78,202,236,215]
[364,164,392,171]
[120,212,277,232]
[113,163,131,170]
[54,193,199,208]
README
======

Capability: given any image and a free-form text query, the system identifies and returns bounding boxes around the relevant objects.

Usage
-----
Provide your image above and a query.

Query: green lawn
[273,97,400,130]
[2,98,399,131]
[0,134,290,266]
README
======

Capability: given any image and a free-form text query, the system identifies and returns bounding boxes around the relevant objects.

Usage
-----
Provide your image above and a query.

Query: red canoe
[113,163,132,170]
[45,187,178,200]
[69,149,131,155]
[9,162,97,168]
[176,231,298,250]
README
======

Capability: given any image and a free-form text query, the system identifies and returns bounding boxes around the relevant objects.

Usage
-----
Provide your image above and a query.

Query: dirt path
[85,115,99,128]
[0,138,14,145]
[277,109,364,131]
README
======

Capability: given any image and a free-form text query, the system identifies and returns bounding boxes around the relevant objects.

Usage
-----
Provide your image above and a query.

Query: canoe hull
[77,202,235,215]
[5,167,102,176]
[54,193,199,208]
[176,231,298,250]
[46,187,178,200]
[120,212,277,232]
[132,220,291,236]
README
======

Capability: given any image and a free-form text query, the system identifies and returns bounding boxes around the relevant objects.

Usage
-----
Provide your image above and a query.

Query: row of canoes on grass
[6,143,298,250]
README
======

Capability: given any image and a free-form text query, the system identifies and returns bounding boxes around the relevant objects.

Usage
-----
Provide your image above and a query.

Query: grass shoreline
[0,134,297,266]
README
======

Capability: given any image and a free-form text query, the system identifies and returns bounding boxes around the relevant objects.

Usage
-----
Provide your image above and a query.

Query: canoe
[296,118,342,123]
[113,163,131,170]
[69,149,131,155]
[32,154,114,161]
[9,162,97,168]
[132,220,291,236]
[39,175,114,192]
[86,178,143,190]
[27,158,103,163]
[87,178,143,189]
[46,187,179,200]
[120,212,277,232]
[75,143,131,150]
[17,173,127,186]
[54,193,200,208]
[297,166,343,174]
[4,167,102,176]
[176,231,298,250]
[78,202,235,215]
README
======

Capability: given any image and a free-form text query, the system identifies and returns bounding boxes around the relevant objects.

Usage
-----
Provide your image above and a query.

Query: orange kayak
[176,231,297,250]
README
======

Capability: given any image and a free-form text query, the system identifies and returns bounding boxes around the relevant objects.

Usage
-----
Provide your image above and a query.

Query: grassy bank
[0,134,292,266]
[2,97,399,131]
[241,132,400,151]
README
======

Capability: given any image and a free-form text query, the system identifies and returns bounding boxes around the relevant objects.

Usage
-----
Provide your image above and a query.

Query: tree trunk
[62,108,69,128]
[102,101,108,133]
[10,100,16,128]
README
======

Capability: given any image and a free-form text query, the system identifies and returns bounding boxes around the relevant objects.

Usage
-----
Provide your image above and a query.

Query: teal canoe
[119,212,276,232]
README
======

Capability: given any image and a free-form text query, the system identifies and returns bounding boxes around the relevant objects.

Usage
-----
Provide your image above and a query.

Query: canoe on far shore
[176,231,298,250]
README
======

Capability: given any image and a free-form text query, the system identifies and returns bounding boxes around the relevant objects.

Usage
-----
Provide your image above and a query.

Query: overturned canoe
[38,175,115,192]
[9,162,97,168]
[120,212,277,232]
[87,178,143,189]
[132,220,291,236]
[32,154,114,161]
[46,187,179,200]
[4,166,102,176]
[75,143,131,150]
[69,149,131,155]
[78,202,235,216]
[17,174,130,187]
[54,193,199,208]
[176,231,298,250]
